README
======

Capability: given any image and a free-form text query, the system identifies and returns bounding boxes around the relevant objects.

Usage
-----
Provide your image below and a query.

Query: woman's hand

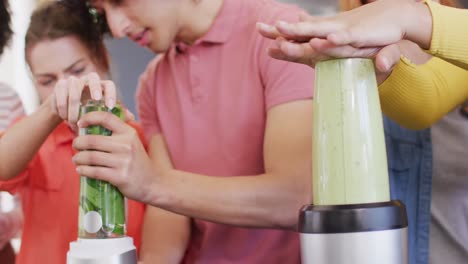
[257,0,432,72]
[49,72,118,130]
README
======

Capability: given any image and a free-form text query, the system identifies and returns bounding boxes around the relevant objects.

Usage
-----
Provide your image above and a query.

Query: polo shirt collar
[176,0,241,51]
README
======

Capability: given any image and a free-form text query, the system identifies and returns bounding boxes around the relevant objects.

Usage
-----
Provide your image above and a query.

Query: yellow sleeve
[425,0,468,69]
[378,56,468,130]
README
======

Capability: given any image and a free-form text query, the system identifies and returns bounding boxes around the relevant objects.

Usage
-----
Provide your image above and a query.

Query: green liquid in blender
[313,59,390,205]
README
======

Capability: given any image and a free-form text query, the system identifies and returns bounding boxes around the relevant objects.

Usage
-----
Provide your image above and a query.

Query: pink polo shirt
[136,0,314,263]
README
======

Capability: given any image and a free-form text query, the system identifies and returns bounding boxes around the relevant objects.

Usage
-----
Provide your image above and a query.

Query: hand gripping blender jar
[67,100,137,264]
[298,59,408,264]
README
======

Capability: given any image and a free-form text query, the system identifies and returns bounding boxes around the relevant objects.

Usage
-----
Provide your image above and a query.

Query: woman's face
[28,36,106,102]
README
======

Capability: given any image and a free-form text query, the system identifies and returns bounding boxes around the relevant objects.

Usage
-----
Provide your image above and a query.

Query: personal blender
[299,59,408,264]
[67,100,138,264]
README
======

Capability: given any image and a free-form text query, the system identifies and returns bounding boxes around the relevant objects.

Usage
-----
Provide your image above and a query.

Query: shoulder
[139,55,165,84]
[253,0,305,25]
[136,55,165,98]
[241,1,307,57]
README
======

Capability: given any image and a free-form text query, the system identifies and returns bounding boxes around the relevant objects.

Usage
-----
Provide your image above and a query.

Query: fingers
[54,79,69,120]
[73,134,131,153]
[327,30,354,46]
[73,150,121,168]
[53,73,119,125]
[68,77,85,128]
[277,38,324,66]
[86,72,103,100]
[125,109,135,122]
[375,44,402,73]
[298,11,313,22]
[75,165,115,183]
[309,38,381,59]
[102,80,117,109]
[77,111,133,135]
[275,20,342,42]
[257,22,282,40]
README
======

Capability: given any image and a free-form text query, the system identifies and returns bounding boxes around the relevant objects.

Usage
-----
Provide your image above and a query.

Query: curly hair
[25,0,111,72]
[0,0,13,56]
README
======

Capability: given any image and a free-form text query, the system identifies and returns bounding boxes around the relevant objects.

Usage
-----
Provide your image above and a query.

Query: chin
[148,45,169,54]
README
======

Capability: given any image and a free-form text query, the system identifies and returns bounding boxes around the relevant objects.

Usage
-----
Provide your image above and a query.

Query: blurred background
[1,0,468,253]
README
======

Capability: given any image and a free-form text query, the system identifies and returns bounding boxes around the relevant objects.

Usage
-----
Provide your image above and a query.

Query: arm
[141,207,190,263]
[73,99,313,229]
[140,135,190,263]
[0,72,111,182]
[256,0,432,71]
[425,0,468,69]
[0,97,61,180]
[154,100,313,228]
[379,54,468,129]
[257,0,468,72]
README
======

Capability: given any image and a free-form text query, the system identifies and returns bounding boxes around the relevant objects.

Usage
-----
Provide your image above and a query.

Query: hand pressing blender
[67,100,138,264]
[299,59,408,264]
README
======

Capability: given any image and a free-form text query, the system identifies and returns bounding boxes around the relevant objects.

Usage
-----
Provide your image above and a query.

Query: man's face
[92,0,184,53]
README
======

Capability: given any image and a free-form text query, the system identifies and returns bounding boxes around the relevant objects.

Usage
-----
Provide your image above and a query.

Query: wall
[105,39,154,117]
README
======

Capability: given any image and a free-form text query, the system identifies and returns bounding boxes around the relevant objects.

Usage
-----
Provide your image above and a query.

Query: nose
[105,9,130,38]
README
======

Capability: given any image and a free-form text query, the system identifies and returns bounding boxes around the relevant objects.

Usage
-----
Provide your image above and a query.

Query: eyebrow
[34,58,86,78]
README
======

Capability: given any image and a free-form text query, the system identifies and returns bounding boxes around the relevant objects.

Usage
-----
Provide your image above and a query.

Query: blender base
[298,201,408,264]
[67,237,137,264]
[300,227,408,264]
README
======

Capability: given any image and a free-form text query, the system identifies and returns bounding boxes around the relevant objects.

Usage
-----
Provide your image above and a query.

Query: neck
[176,0,224,44]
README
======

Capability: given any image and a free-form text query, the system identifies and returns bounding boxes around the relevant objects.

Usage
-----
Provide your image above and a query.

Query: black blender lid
[298,200,408,234]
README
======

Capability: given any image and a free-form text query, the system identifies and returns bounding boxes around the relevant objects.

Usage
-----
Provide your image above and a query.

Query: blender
[67,100,138,264]
[299,59,408,264]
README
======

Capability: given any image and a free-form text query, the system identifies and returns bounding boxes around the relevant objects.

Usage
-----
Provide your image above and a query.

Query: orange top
[0,122,146,264]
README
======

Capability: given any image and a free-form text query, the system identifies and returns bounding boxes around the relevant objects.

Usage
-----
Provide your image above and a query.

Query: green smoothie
[313,59,390,205]
[78,100,126,238]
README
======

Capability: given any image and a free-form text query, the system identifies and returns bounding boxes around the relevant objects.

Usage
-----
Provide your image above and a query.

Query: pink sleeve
[136,56,163,142]
[258,7,315,110]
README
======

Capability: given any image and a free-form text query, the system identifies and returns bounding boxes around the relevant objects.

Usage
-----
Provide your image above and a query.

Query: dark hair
[62,0,115,35]
[0,0,13,56]
[25,1,110,72]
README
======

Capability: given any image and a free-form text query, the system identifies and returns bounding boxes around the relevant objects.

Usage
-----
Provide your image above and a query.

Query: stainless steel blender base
[298,201,408,264]
[67,249,137,264]
[300,228,408,264]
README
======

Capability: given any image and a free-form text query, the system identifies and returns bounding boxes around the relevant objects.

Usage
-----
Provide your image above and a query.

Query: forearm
[404,0,433,51]
[0,97,61,180]
[423,0,468,69]
[379,56,468,129]
[152,169,311,230]
[140,206,190,263]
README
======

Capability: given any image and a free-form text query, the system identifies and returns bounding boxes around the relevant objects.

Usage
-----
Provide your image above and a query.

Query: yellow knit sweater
[379,1,468,129]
